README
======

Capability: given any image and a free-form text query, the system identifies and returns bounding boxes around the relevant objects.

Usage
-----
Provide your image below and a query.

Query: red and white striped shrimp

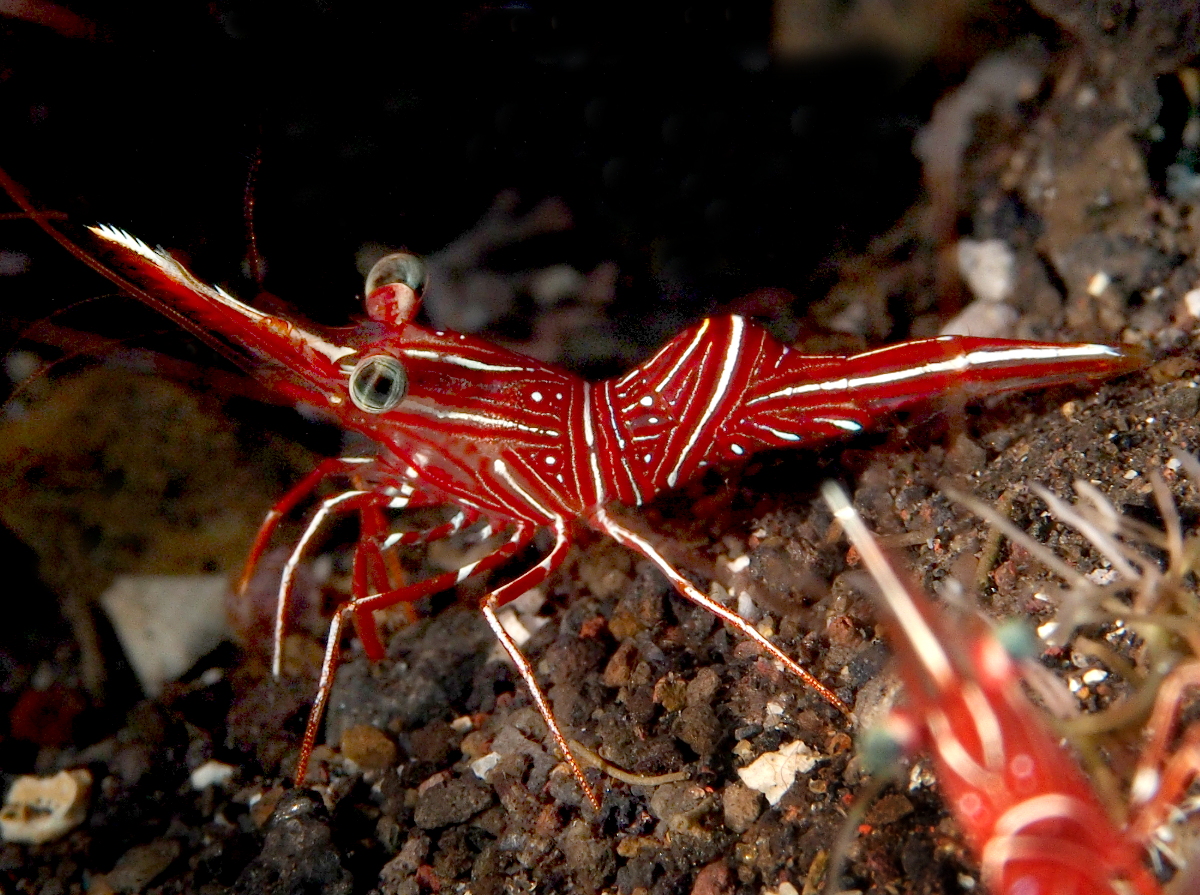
[823,482,1162,895]
[0,165,1145,809]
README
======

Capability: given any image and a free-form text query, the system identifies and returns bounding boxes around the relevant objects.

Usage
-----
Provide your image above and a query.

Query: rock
[0,769,91,844]
[955,238,1015,303]
[100,574,231,697]
[647,782,713,836]
[413,777,494,829]
[672,703,721,756]
[559,818,615,892]
[721,782,762,833]
[865,792,914,826]
[689,859,732,895]
[408,719,458,765]
[232,790,352,895]
[97,839,181,892]
[339,724,398,771]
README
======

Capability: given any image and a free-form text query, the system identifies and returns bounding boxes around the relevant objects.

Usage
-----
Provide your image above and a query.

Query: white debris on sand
[100,574,231,697]
[736,740,820,806]
[0,769,92,844]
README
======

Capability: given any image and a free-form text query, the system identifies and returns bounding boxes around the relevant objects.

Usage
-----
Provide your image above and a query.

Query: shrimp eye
[349,354,408,413]
[365,252,427,298]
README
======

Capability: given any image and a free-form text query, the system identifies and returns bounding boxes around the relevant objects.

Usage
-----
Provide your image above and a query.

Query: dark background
[1,0,1045,371]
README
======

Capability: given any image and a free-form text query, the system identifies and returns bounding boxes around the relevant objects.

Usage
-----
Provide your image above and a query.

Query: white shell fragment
[1183,287,1200,319]
[100,575,231,697]
[0,769,92,844]
[736,739,819,806]
[942,238,1019,337]
[956,238,1015,303]
[471,752,502,780]
[189,760,237,790]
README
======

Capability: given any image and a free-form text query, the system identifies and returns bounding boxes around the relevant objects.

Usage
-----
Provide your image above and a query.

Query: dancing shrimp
[0,166,1145,809]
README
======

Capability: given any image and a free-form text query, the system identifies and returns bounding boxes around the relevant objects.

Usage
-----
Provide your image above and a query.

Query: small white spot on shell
[957,791,984,820]
[639,395,653,406]
[532,391,543,402]
[731,443,744,455]
[545,456,557,465]
[1009,753,1035,780]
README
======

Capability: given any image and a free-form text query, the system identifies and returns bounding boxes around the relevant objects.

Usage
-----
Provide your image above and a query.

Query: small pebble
[690,859,733,895]
[602,641,640,687]
[721,782,762,833]
[1184,287,1200,318]
[648,782,711,835]
[190,760,236,790]
[0,769,92,844]
[1087,270,1111,296]
[340,724,398,771]
[97,839,181,892]
[865,793,914,825]
[653,675,688,712]
[413,778,494,829]
[763,883,799,895]
[471,753,501,780]
[409,719,457,765]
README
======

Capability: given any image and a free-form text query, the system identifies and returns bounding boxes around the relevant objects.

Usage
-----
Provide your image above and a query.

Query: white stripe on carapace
[961,681,1006,771]
[814,417,863,432]
[758,425,801,441]
[582,383,595,448]
[667,316,743,488]
[928,709,994,792]
[493,458,559,523]
[299,333,357,364]
[616,323,697,390]
[401,348,528,373]
[988,793,1094,846]
[823,482,954,687]
[602,390,626,452]
[753,343,1121,405]
[408,405,560,437]
[656,318,711,393]
[600,384,641,505]
[583,384,606,504]
[622,394,657,414]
